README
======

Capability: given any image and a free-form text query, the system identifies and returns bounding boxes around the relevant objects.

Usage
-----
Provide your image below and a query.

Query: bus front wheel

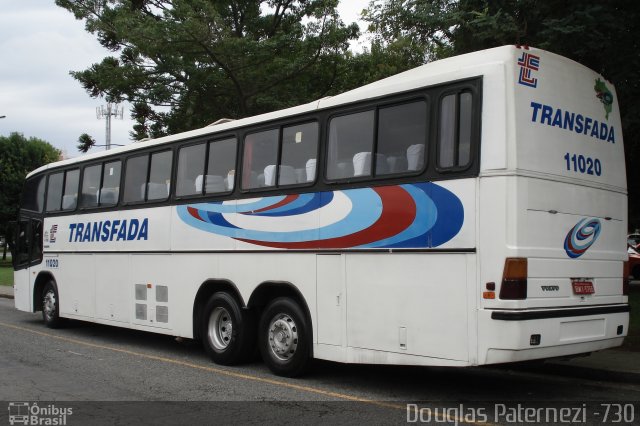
[202,292,255,365]
[259,298,311,377]
[42,281,63,329]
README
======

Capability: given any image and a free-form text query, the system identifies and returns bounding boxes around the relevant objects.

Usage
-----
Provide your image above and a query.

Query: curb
[0,294,14,300]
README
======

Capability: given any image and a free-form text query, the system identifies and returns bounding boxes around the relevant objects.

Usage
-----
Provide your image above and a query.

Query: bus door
[11,213,43,310]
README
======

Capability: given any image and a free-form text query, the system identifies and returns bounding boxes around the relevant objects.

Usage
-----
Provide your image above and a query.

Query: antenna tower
[96,103,124,150]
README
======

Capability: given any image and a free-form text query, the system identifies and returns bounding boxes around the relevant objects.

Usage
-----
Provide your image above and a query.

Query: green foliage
[56,0,359,139]
[366,0,640,226]
[0,133,60,248]
[77,133,97,153]
[0,259,13,286]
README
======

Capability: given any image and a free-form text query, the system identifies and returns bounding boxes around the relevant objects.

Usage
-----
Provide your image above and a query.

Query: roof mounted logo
[564,218,601,258]
[594,78,613,120]
[517,52,540,88]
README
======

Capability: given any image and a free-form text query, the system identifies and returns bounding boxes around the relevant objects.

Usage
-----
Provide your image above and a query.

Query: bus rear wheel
[201,292,255,365]
[42,282,62,329]
[259,298,311,377]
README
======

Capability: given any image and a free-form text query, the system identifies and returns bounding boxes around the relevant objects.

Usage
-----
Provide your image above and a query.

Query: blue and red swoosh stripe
[178,182,464,249]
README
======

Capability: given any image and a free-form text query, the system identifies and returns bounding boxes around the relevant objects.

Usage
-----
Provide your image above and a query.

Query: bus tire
[42,281,63,329]
[259,297,311,377]
[201,292,255,365]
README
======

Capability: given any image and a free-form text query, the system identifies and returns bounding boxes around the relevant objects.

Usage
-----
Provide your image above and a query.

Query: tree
[366,0,640,227]
[56,0,359,139]
[77,133,96,153]
[0,133,60,259]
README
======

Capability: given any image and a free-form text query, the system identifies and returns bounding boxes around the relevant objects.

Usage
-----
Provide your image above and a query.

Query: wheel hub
[208,307,233,351]
[43,290,56,321]
[268,314,298,361]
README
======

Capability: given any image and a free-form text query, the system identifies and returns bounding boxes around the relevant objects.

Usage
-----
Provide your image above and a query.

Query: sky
[0,0,370,159]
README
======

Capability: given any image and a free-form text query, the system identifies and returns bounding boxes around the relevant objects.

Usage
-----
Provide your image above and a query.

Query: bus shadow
[17,315,617,402]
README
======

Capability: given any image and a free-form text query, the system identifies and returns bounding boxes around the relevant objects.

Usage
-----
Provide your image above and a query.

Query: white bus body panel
[477,47,627,363]
[13,269,30,312]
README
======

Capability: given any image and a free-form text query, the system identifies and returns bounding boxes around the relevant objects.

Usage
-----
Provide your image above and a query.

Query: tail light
[623,261,629,296]
[499,258,528,300]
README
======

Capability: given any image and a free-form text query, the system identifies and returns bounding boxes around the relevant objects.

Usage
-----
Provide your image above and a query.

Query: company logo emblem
[49,225,58,243]
[564,218,601,258]
[517,51,540,88]
[594,78,613,120]
[541,285,560,292]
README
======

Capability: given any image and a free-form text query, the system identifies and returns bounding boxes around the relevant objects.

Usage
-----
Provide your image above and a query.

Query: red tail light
[499,258,528,300]
[623,261,629,296]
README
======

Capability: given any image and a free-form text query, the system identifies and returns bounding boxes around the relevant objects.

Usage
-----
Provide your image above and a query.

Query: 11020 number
[564,153,602,176]
[45,258,59,268]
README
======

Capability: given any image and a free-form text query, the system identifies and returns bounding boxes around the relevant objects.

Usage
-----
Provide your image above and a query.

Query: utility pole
[96,103,123,150]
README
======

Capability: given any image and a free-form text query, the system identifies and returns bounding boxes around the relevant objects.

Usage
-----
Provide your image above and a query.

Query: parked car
[628,233,640,249]
[628,244,640,280]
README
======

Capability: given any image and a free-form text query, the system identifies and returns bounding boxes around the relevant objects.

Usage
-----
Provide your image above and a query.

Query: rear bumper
[478,305,629,365]
[490,304,630,321]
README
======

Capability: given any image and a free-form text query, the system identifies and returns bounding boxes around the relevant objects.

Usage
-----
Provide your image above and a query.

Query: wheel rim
[268,314,298,361]
[208,307,233,351]
[43,289,56,321]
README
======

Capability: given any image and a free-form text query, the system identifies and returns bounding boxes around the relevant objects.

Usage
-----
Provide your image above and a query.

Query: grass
[0,258,12,286]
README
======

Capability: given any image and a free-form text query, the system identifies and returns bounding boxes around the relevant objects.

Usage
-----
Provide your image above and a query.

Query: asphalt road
[0,297,638,425]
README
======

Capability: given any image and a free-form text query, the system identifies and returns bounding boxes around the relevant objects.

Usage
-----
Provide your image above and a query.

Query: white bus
[12,45,629,377]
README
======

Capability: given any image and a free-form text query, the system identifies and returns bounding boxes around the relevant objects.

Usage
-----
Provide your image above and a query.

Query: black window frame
[240,119,320,194]
[19,77,481,217]
[78,160,123,210]
[45,168,80,213]
[204,136,239,195]
[122,148,173,205]
[174,135,238,200]
[324,96,430,185]
[435,85,479,174]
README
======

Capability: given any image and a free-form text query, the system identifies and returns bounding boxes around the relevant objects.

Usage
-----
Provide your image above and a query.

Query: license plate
[572,281,595,295]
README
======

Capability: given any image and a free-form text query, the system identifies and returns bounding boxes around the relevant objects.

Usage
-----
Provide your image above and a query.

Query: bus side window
[99,161,121,207]
[21,175,46,212]
[15,220,30,266]
[30,220,43,264]
[62,169,79,210]
[124,155,149,203]
[45,172,64,212]
[206,138,237,193]
[148,151,172,200]
[177,144,205,197]
[377,100,428,175]
[80,164,101,208]
[281,123,318,185]
[438,91,473,169]
[242,129,279,189]
[327,111,374,180]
